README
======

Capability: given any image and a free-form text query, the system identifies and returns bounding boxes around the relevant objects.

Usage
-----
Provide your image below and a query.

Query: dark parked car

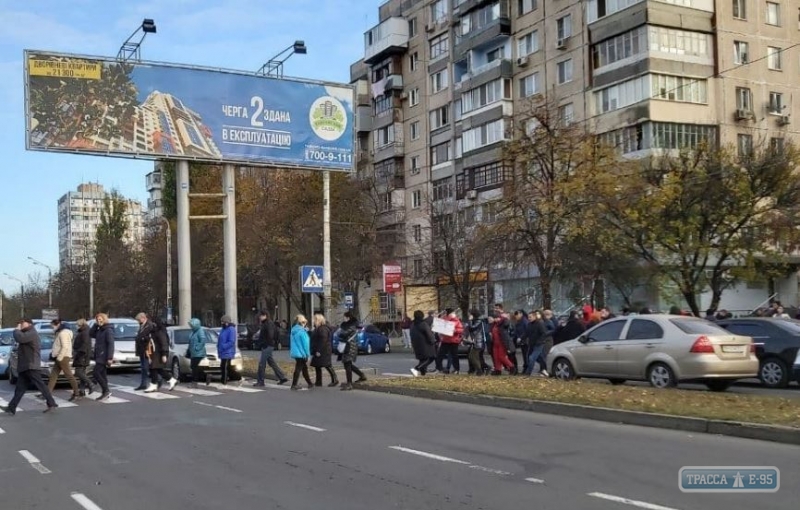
[332,324,391,354]
[716,318,800,388]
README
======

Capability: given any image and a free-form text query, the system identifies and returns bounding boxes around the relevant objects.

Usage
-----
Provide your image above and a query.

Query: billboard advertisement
[24,50,355,171]
[383,263,403,294]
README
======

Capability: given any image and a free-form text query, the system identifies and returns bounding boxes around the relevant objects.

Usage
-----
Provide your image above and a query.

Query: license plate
[208,361,220,367]
[722,345,745,353]
[126,357,139,363]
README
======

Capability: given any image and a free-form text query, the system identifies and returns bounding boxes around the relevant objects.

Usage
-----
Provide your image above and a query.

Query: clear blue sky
[0,0,377,294]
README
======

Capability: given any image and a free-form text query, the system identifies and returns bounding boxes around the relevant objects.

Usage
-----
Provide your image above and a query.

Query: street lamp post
[27,257,53,308]
[3,273,25,318]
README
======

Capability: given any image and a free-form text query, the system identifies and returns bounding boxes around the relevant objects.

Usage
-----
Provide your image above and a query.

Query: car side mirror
[578,335,590,344]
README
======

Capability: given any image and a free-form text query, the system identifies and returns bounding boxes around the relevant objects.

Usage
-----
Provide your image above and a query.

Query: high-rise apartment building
[57,183,147,268]
[352,0,800,314]
[146,162,166,221]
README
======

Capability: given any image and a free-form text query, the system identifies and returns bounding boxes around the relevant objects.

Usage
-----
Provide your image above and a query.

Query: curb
[242,367,381,382]
[359,384,800,446]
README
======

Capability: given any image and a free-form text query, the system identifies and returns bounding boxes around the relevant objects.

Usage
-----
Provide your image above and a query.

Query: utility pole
[27,257,53,308]
[159,217,173,323]
[323,171,332,315]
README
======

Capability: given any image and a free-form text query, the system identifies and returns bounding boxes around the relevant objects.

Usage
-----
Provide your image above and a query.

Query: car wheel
[384,340,391,353]
[705,380,733,392]
[759,358,789,388]
[171,358,182,382]
[553,358,575,380]
[608,378,626,385]
[367,342,373,355]
[647,362,676,389]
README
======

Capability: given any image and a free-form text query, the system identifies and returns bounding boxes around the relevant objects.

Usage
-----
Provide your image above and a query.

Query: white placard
[432,317,455,336]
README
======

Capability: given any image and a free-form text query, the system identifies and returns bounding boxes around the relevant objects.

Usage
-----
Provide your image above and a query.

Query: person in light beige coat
[46,318,80,400]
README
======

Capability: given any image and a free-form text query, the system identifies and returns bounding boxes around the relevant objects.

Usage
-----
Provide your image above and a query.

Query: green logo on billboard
[310,96,347,141]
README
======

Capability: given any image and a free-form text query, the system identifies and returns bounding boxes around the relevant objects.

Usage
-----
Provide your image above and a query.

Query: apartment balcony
[364,17,409,64]
[454,58,512,91]
[376,207,407,227]
[372,141,405,162]
[456,0,498,15]
[373,106,403,130]
[145,170,162,191]
[350,59,369,83]
[589,0,713,42]
[454,18,511,58]
[356,106,373,133]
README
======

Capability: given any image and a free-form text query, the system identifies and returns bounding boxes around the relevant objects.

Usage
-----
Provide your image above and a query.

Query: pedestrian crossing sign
[300,265,324,293]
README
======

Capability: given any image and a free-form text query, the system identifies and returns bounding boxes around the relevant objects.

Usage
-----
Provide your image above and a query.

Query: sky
[0,0,379,294]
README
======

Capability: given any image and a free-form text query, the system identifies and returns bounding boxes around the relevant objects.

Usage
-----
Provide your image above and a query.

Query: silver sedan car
[546,314,758,391]
[166,326,244,381]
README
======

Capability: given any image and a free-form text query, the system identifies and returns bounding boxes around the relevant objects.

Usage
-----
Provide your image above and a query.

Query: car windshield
[109,322,139,340]
[772,319,800,335]
[173,328,217,345]
[39,333,55,350]
[669,318,730,335]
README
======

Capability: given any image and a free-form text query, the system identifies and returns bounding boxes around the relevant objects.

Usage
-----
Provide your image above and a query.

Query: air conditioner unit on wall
[557,37,569,49]
[779,115,791,125]
[517,56,529,66]
[735,109,752,121]
[466,190,478,199]
[426,23,435,32]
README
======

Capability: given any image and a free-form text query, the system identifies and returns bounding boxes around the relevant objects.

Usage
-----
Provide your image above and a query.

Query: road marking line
[388,446,470,465]
[284,421,326,432]
[263,383,291,390]
[0,427,5,434]
[110,385,179,399]
[71,492,104,510]
[18,450,50,474]
[0,397,24,411]
[207,382,262,393]
[469,465,512,476]
[193,401,243,413]
[587,492,680,510]
[22,395,78,408]
[171,386,222,397]
[95,395,129,404]
[525,477,545,484]
[382,372,414,378]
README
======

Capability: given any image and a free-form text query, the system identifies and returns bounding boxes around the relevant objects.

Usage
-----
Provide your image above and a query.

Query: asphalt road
[246,347,800,398]
[0,370,797,510]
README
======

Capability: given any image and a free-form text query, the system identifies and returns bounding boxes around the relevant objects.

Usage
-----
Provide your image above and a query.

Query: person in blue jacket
[289,314,314,390]
[218,316,237,385]
[187,318,208,387]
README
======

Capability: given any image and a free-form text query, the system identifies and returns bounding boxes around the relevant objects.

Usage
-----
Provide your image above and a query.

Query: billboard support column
[223,164,238,323]
[177,160,192,325]
[323,170,332,316]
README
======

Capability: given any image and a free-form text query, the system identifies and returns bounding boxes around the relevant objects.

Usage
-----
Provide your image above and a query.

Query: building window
[556,14,572,40]
[471,162,511,189]
[737,134,753,157]
[648,26,712,58]
[734,41,749,64]
[592,26,647,69]
[559,103,574,125]
[588,0,645,22]
[557,59,573,84]
[599,124,645,154]
[430,33,449,60]
[462,78,512,113]
[432,214,455,237]
[770,137,784,152]
[413,225,422,243]
[519,73,539,97]
[411,190,422,209]
[409,88,420,107]
[766,2,781,25]
[732,0,746,19]
[594,75,648,114]
[410,155,421,175]
[769,92,784,114]
[429,105,450,130]
[518,0,537,15]
[481,201,500,223]
[374,95,392,115]
[487,45,506,62]
[517,31,539,56]
[462,119,506,152]
[460,2,501,36]
[410,121,420,140]
[413,258,424,278]
[409,18,418,37]
[651,74,708,104]
[373,125,396,148]
[431,0,447,22]
[458,206,477,228]
[432,177,454,201]
[651,123,716,149]
[767,46,782,69]
[735,87,753,110]
[430,69,449,94]
[431,141,452,165]
[409,52,419,71]
[455,136,463,158]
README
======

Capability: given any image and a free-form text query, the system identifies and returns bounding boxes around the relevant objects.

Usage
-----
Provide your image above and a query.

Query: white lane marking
[587,492,681,510]
[469,464,512,476]
[0,427,5,434]
[207,382,262,393]
[0,397,24,411]
[71,492,104,510]
[263,383,291,390]
[284,421,326,432]
[110,385,179,399]
[382,372,413,378]
[96,395,129,404]
[18,450,50,474]
[193,401,243,413]
[525,477,545,484]
[388,446,471,465]
[171,386,222,397]
[22,395,78,408]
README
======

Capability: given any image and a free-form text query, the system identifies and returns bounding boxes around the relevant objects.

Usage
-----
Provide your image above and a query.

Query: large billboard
[24,50,355,171]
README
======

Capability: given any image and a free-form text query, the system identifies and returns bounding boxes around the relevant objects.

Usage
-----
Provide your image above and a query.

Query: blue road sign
[344,292,354,309]
[300,265,324,293]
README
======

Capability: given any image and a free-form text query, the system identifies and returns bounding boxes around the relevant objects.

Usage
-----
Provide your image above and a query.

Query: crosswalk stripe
[95,394,130,404]
[207,382,262,393]
[171,386,222,397]
[110,385,180,399]
[22,395,79,408]
[0,397,25,412]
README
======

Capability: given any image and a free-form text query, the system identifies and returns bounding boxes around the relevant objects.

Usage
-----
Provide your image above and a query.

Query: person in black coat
[72,318,95,397]
[90,313,115,401]
[554,311,585,345]
[338,311,366,390]
[1,319,57,415]
[310,314,338,387]
[134,313,156,390]
[523,311,549,376]
[254,311,288,386]
[410,310,436,376]
[145,317,177,393]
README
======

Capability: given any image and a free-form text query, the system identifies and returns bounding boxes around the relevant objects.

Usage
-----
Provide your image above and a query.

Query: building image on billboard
[25,51,355,171]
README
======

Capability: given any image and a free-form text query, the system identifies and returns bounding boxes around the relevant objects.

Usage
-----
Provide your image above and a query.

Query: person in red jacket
[434,308,463,374]
[489,311,515,375]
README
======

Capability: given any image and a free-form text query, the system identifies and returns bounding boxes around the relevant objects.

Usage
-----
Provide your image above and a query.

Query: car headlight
[0,352,8,360]
[794,349,800,367]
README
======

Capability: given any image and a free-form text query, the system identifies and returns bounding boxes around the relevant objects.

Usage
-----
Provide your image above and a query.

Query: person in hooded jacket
[409,310,436,376]
[338,311,366,390]
[72,318,95,397]
[218,316,237,385]
[145,317,178,392]
[187,318,208,387]
[310,313,338,387]
[90,313,115,401]
[489,311,516,375]
[289,314,313,390]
